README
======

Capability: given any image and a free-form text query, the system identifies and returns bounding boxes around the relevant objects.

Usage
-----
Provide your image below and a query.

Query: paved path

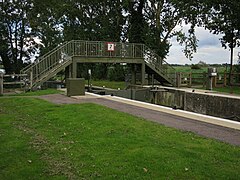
[38,93,240,146]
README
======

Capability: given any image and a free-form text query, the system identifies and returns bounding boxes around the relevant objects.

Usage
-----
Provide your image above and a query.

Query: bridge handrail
[21,40,176,88]
[139,45,176,83]
[21,41,70,74]
[29,41,72,81]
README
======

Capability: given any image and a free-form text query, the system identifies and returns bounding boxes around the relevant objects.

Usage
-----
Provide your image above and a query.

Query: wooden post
[224,72,227,87]
[0,73,3,95]
[213,76,217,88]
[188,72,192,88]
[203,72,206,88]
[176,72,181,88]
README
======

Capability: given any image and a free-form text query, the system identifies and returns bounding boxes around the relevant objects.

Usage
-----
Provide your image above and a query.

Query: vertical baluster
[85,41,87,56]
[30,69,33,88]
[36,63,39,80]
[81,42,86,56]
[55,51,57,67]
[39,61,41,78]
[73,41,76,56]
[66,42,68,56]
[44,57,47,73]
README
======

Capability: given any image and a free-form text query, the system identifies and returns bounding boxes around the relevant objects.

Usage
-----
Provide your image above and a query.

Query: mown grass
[213,86,240,95]
[0,97,240,179]
[0,97,239,179]
[88,80,126,89]
[7,88,62,96]
[173,66,227,73]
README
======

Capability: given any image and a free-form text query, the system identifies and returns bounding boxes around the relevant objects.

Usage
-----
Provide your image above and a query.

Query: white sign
[107,42,115,51]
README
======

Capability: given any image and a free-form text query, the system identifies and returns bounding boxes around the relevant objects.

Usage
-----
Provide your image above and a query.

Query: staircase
[21,41,74,89]
[21,40,176,89]
[142,46,176,85]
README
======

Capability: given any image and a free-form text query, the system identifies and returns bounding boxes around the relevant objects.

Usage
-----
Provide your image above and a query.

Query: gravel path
[38,94,240,146]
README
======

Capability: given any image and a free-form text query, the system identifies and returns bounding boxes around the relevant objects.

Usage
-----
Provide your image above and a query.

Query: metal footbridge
[21,40,176,89]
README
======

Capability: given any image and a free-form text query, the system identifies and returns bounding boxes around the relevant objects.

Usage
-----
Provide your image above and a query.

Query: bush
[191,64,201,70]
[107,64,126,81]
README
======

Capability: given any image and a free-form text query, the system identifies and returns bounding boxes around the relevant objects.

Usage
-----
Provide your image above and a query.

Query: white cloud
[167,27,240,65]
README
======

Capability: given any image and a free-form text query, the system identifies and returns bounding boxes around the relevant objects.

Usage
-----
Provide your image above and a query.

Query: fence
[0,74,28,95]
[175,72,240,88]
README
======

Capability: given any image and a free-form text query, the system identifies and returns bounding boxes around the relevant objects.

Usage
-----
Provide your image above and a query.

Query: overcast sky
[167,26,240,65]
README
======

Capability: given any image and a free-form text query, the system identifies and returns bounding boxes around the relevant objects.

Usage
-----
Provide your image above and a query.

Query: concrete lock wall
[153,89,185,109]
[105,88,150,102]
[105,87,240,121]
[152,89,240,121]
[185,93,240,120]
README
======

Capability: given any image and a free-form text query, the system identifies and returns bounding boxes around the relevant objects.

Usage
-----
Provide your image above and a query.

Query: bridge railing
[21,41,73,87]
[21,40,146,88]
[71,40,144,58]
[21,40,176,88]
[21,41,70,73]
[139,46,176,84]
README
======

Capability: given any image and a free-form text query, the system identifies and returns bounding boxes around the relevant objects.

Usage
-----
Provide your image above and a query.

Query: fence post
[224,72,227,87]
[213,76,217,88]
[176,72,181,88]
[0,73,3,96]
[203,72,206,88]
[188,72,192,88]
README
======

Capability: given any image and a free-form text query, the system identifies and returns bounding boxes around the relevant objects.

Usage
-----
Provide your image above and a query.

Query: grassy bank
[0,97,239,179]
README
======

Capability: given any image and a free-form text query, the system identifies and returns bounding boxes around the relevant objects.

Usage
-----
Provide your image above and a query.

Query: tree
[125,0,199,59]
[29,0,64,55]
[127,0,145,43]
[200,0,240,83]
[0,0,41,73]
[59,0,126,80]
[58,0,125,42]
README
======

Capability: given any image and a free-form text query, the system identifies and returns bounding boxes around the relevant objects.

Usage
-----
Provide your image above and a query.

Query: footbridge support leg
[66,61,77,78]
[141,62,145,85]
[72,60,77,78]
[131,64,136,85]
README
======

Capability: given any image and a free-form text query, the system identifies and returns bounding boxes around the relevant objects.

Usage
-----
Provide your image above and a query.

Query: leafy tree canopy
[1,0,240,74]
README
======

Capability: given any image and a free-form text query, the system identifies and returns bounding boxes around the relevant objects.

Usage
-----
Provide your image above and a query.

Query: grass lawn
[173,66,227,73]
[88,80,126,89]
[213,86,240,95]
[0,97,239,179]
[7,89,62,96]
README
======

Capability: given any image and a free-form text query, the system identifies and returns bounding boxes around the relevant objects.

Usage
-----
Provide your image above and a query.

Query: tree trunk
[229,34,234,85]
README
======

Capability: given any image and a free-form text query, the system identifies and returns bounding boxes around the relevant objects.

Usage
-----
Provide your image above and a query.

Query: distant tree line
[0,0,240,78]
